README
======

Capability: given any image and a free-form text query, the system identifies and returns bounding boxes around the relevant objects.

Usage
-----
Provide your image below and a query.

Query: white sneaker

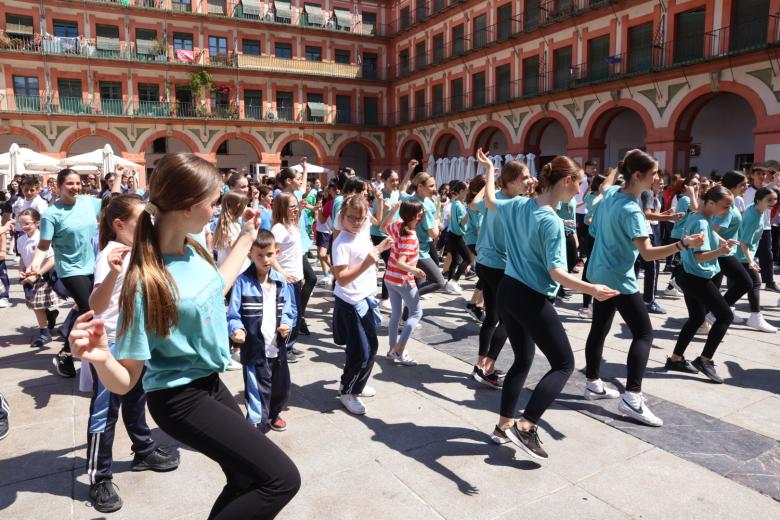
[697,321,710,334]
[618,393,663,427]
[389,350,417,366]
[578,307,592,320]
[231,350,241,363]
[584,379,620,400]
[705,312,715,325]
[380,299,392,311]
[226,358,242,371]
[318,274,332,286]
[359,386,376,398]
[746,313,777,333]
[420,294,431,300]
[339,393,366,415]
[637,271,645,279]
[444,280,462,295]
[731,308,747,325]
[0,298,9,308]
[663,286,682,298]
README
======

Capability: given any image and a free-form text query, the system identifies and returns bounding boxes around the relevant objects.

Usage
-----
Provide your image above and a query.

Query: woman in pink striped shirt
[382,200,426,366]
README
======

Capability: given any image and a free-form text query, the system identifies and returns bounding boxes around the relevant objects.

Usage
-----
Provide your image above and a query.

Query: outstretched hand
[69,311,111,363]
[240,208,260,236]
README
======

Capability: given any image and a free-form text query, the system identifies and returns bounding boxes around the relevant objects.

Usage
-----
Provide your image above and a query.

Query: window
[334,7,351,31]
[400,7,410,29]
[415,89,426,120]
[674,9,705,63]
[173,33,193,51]
[209,36,228,65]
[171,0,191,12]
[5,14,34,41]
[628,23,653,73]
[361,11,377,35]
[53,20,78,38]
[399,49,410,75]
[243,39,261,56]
[138,83,160,102]
[554,46,573,89]
[363,97,378,125]
[207,0,226,15]
[58,78,82,100]
[276,91,294,120]
[524,0,540,31]
[245,89,263,119]
[362,52,378,79]
[335,49,350,64]
[306,93,325,122]
[472,72,486,106]
[99,81,123,115]
[587,35,610,81]
[497,4,513,40]
[399,95,410,124]
[336,95,351,124]
[13,76,39,111]
[432,84,444,116]
[522,56,540,96]
[416,0,427,23]
[473,14,487,49]
[434,0,445,13]
[415,41,426,69]
[135,29,160,56]
[730,0,769,52]
[433,33,445,63]
[495,64,511,101]
[303,3,324,27]
[452,24,465,55]
[175,85,194,116]
[275,42,292,59]
[305,46,322,61]
[451,78,463,111]
[96,24,120,55]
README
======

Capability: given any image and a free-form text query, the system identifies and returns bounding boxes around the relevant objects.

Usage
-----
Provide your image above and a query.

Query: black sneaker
[490,425,510,444]
[466,304,480,321]
[90,479,123,513]
[472,307,485,322]
[291,345,305,357]
[299,320,311,336]
[46,309,59,330]
[765,283,780,293]
[52,351,76,378]
[0,416,8,440]
[287,350,300,364]
[505,424,548,459]
[464,271,477,281]
[492,369,505,379]
[691,357,724,384]
[474,369,503,389]
[665,357,699,374]
[130,447,180,472]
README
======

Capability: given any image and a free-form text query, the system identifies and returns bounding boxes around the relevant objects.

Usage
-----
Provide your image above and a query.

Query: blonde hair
[339,194,369,228]
[118,153,219,338]
[213,192,247,250]
[272,192,299,229]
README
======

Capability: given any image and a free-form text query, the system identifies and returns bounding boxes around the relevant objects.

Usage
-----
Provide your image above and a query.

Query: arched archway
[144,136,194,177]
[61,129,127,155]
[339,142,373,179]
[276,136,326,166]
[587,107,649,170]
[213,137,261,173]
[0,128,47,152]
[472,124,510,155]
[523,117,571,168]
[400,138,424,175]
[432,131,464,158]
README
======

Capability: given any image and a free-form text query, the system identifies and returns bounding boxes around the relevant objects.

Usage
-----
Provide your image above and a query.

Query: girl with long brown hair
[211,191,248,267]
[69,153,300,518]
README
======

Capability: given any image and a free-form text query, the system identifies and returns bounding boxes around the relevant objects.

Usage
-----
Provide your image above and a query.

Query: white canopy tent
[290,163,330,174]
[62,144,140,174]
[0,143,61,189]
[431,153,540,185]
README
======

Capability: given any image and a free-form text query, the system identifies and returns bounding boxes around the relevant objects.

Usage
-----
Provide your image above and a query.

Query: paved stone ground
[1,255,779,519]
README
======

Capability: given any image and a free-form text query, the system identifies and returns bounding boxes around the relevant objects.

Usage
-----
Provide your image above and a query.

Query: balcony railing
[236,54,362,79]
[137,100,171,117]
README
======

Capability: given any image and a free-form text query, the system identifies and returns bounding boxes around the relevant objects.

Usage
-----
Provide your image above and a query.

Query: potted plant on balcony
[152,37,167,61]
[190,70,214,116]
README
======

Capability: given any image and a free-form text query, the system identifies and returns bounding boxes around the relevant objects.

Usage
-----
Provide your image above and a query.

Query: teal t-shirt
[476,193,512,270]
[449,200,467,236]
[401,192,436,260]
[465,204,482,245]
[711,205,741,257]
[588,188,648,295]
[293,190,312,253]
[495,197,566,299]
[671,195,691,239]
[736,204,764,263]
[39,195,102,277]
[332,195,344,226]
[115,245,230,392]
[371,189,399,237]
[556,196,576,234]
[681,213,720,279]
[584,192,597,225]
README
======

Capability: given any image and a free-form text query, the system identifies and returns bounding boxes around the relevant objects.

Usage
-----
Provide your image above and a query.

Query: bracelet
[676,241,684,251]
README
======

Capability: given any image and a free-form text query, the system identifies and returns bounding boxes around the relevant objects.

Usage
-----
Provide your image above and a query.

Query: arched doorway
[144,136,193,177]
[0,134,39,152]
[433,133,461,158]
[281,140,318,167]
[525,118,569,168]
[400,139,424,174]
[68,135,123,155]
[339,142,372,179]
[473,125,509,155]
[215,138,260,174]
[589,108,648,170]
[684,93,757,175]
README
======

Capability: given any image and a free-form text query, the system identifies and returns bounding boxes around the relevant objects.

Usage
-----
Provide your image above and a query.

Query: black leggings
[498,276,574,423]
[640,233,659,304]
[60,274,94,353]
[757,229,774,284]
[476,263,507,360]
[446,231,471,282]
[673,269,733,359]
[468,244,482,290]
[713,255,753,309]
[299,255,317,317]
[581,258,592,308]
[147,374,300,519]
[564,233,577,273]
[742,263,762,312]
[371,234,392,300]
[585,292,653,392]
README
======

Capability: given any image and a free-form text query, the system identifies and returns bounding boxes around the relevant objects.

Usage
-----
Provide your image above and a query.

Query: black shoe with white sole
[665,357,699,374]
[473,368,503,389]
[53,351,76,378]
[505,424,548,459]
[90,479,123,513]
[490,425,510,444]
[691,357,724,384]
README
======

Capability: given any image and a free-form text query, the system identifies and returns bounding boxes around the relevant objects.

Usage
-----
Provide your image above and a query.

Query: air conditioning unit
[249,163,268,179]
[266,109,277,120]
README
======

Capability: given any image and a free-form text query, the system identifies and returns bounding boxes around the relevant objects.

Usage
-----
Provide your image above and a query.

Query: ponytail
[99,194,144,249]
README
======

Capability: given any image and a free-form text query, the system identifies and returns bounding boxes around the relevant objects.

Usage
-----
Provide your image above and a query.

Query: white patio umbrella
[456,157,466,181]
[291,163,329,174]
[525,153,538,178]
[466,156,476,179]
[447,157,457,183]
[435,158,444,185]
[0,143,61,173]
[427,155,436,179]
[62,144,140,173]
[440,157,450,184]
[491,154,503,170]
[504,153,516,164]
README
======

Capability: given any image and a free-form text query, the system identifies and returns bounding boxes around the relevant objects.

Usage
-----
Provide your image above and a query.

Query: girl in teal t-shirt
[670,186,739,384]
[482,149,619,459]
[444,181,470,292]
[69,153,299,517]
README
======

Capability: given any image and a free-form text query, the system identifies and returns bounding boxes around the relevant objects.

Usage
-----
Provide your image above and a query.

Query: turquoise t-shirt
[39,195,102,277]
[370,189,399,237]
[476,193,512,270]
[401,192,436,260]
[449,200,467,236]
[584,192,597,225]
[711,205,741,257]
[681,213,720,279]
[115,245,230,392]
[293,190,312,253]
[671,195,691,239]
[465,204,482,245]
[588,188,648,295]
[332,195,344,226]
[495,197,566,299]
[556,196,576,234]
[736,203,764,264]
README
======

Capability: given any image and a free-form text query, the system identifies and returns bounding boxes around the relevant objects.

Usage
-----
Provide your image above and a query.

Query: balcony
[99,98,125,115]
[236,54,362,79]
[55,97,92,114]
[137,100,171,117]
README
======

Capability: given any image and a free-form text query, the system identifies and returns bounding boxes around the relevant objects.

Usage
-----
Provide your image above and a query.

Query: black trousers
[333,296,378,395]
[243,356,290,432]
[585,292,653,392]
[445,231,471,282]
[147,374,300,520]
[640,232,660,304]
[299,254,316,318]
[498,276,574,423]
[60,274,94,353]
[713,255,753,309]
[476,263,507,360]
[757,229,774,284]
[564,232,577,273]
[673,269,733,360]
[575,214,588,259]
[371,234,392,300]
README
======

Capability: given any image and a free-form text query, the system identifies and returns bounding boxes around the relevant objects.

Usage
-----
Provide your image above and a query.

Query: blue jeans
[387,281,423,348]
[0,259,8,299]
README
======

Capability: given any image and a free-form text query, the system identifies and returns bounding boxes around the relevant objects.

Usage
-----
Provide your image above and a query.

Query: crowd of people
[0,149,778,517]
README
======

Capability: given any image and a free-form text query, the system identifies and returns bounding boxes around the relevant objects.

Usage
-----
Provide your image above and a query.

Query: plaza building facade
[0,0,778,181]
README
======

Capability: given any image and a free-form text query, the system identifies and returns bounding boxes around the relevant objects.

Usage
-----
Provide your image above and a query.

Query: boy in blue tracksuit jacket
[228,230,297,433]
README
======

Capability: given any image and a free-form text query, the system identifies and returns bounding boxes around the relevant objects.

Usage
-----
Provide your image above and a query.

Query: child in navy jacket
[228,230,297,432]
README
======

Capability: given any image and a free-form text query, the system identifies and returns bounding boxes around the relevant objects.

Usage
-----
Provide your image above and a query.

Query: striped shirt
[385,220,419,286]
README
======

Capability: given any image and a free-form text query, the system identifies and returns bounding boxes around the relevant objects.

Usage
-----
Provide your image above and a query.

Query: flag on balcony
[176,49,195,62]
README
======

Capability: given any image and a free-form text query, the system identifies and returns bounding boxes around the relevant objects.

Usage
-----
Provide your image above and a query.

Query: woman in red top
[381,200,426,366]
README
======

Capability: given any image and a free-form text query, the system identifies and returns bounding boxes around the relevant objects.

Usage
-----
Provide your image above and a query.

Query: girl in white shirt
[211,192,247,267]
[272,193,304,353]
